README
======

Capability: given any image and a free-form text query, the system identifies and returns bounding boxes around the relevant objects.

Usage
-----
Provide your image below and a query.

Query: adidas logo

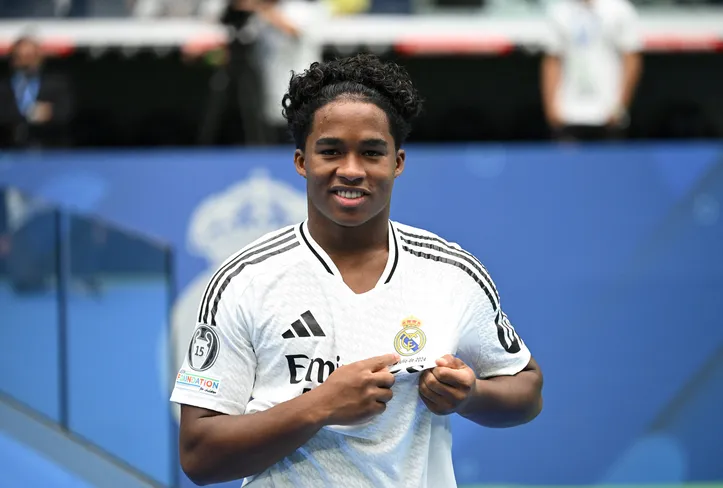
[282,311,326,339]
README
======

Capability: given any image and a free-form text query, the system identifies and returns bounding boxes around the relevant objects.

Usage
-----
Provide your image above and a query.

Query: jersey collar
[298,220,400,287]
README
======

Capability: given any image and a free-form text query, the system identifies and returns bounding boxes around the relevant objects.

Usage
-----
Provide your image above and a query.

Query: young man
[171,54,543,487]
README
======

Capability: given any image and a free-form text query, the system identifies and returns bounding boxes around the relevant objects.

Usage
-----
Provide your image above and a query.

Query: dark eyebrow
[314,138,388,149]
[315,137,343,147]
[360,139,388,149]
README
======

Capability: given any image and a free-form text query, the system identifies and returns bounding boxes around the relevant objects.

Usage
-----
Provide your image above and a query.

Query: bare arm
[619,52,642,113]
[180,390,327,485]
[256,0,300,38]
[179,353,398,486]
[458,357,543,428]
[611,4,643,124]
[541,55,562,127]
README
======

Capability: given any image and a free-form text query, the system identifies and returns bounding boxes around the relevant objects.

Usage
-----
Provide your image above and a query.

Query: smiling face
[294,99,405,228]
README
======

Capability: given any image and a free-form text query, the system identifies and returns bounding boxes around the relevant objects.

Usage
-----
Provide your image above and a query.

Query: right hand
[315,353,399,426]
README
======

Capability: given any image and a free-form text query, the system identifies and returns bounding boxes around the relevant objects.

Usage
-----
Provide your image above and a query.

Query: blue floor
[0,431,93,488]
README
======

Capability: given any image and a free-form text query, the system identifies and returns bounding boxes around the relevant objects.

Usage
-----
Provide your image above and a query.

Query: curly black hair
[282,53,423,151]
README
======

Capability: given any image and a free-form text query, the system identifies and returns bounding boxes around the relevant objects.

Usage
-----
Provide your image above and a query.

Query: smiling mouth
[334,190,365,200]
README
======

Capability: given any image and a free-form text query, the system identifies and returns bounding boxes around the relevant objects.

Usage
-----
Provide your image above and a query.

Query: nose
[336,155,365,184]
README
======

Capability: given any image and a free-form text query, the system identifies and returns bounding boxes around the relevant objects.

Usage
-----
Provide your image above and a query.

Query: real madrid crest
[394,316,426,357]
[188,325,220,372]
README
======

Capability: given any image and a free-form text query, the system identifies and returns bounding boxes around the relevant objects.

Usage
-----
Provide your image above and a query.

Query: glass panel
[0,187,61,422]
[65,212,174,486]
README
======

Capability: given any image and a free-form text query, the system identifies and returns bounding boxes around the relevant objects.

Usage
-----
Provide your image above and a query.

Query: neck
[307,209,390,258]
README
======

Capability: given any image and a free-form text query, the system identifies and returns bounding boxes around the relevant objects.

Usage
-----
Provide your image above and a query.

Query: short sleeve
[456,272,531,379]
[615,3,642,53]
[170,279,256,415]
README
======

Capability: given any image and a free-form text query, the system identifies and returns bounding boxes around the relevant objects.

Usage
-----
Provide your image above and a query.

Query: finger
[419,393,435,411]
[421,370,456,399]
[419,379,452,411]
[419,392,453,415]
[373,402,387,416]
[433,366,475,389]
[424,370,470,405]
[373,371,396,389]
[366,353,401,372]
[434,354,456,367]
[375,387,393,404]
[419,392,440,413]
[436,355,465,369]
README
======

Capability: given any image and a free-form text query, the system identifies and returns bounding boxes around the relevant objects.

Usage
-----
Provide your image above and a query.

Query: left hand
[30,102,53,124]
[418,355,476,415]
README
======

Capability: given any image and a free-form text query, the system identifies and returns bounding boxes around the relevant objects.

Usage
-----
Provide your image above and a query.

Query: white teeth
[336,190,364,199]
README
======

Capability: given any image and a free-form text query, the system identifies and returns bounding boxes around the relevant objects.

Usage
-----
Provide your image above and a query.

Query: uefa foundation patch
[176,369,221,395]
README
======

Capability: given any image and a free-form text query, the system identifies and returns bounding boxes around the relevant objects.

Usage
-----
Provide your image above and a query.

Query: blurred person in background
[258,0,328,143]
[541,0,643,142]
[0,36,74,148]
[196,0,302,146]
[132,0,225,17]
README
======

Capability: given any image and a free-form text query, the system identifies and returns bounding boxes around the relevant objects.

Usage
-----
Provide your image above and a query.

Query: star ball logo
[394,316,426,357]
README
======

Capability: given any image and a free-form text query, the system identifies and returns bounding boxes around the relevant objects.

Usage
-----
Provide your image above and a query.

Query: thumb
[436,355,465,369]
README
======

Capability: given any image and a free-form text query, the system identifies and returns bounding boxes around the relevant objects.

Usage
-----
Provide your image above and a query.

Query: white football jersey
[170,220,532,488]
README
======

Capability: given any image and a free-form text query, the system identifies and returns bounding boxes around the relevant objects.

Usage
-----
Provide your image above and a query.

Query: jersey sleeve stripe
[201,233,297,323]
[397,229,499,301]
[400,236,499,311]
[401,244,498,313]
[197,226,296,322]
[208,241,301,326]
[402,241,522,352]
[496,312,522,353]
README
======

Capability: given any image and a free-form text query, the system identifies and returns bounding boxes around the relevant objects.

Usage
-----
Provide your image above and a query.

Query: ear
[394,149,406,178]
[294,149,307,178]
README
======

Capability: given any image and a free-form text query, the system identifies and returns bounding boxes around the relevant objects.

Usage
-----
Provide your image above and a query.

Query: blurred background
[0,1,722,487]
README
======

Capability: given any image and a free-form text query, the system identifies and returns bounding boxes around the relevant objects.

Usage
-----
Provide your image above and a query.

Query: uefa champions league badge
[188,325,221,372]
[390,316,441,375]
